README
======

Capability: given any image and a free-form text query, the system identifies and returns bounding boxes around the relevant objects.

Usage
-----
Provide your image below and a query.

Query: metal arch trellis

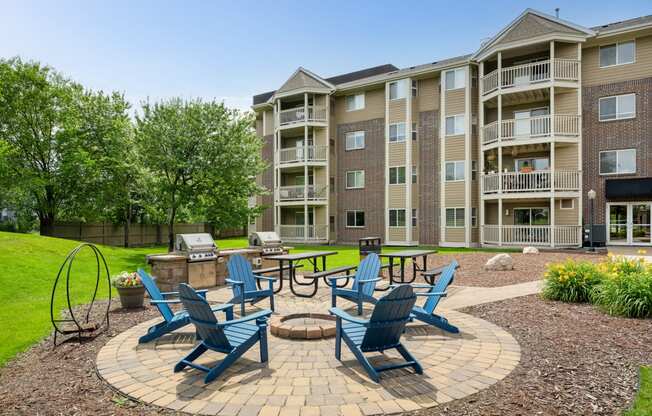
[50,243,112,346]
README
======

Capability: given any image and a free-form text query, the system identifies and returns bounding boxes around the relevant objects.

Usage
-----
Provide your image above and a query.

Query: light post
[588,189,596,251]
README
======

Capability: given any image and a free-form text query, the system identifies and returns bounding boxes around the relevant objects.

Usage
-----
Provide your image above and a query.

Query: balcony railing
[279,145,328,164]
[482,225,582,247]
[276,185,328,201]
[482,170,580,194]
[279,105,327,126]
[482,59,580,95]
[279,224,329,240]
[482,115,580,145]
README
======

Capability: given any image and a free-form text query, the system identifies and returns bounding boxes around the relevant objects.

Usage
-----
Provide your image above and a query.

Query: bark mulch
[416,295,652,416]
[424,251,605,287]
[0,302,181,416]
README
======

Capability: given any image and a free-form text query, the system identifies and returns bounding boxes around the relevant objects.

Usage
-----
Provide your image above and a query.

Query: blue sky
[2,0,650,112]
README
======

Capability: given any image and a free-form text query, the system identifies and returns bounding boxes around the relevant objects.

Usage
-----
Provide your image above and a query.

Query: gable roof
[592,14,652,35]
[473,9,594,60]
[275,67,335,95]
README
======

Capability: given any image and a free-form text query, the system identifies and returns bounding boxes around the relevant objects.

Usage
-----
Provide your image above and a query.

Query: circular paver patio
[96,285,520,416]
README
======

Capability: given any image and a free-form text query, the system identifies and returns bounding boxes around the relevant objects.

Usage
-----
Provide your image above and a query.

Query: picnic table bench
[302,265,357,288]
[254,264,303,290]
[421,263,461,285]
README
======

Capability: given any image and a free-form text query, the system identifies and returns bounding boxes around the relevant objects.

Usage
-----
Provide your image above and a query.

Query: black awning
[605,177,652,200]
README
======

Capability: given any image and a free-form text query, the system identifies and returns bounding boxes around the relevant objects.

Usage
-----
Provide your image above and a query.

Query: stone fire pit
[269,313,336,340]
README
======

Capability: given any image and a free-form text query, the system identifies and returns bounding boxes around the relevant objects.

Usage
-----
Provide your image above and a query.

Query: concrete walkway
[606,246,652,263]
[441,280,544,310]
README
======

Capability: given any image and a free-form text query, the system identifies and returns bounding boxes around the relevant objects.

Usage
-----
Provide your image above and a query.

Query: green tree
[135,98,265,251]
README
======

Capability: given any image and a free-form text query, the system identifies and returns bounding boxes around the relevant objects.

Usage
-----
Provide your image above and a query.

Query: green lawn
[625,367,652,416]
[0,232,511,367]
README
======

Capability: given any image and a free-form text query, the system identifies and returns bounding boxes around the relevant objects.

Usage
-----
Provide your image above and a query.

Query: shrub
[592,269,652,319]
[542,259,604,303]
[111,271,142,288]
[598,255,649,277]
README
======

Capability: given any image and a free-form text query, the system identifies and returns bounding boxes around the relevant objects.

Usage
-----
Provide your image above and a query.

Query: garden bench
[421,263,460,285]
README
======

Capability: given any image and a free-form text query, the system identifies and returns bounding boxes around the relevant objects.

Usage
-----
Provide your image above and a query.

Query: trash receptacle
[359,237,382,260]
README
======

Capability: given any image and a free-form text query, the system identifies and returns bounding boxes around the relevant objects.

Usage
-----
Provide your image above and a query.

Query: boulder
[523,246,539,254]
[484,253,514,271]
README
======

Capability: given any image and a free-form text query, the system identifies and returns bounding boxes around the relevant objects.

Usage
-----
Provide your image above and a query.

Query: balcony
[482,59,579,97]
[279,105,327,126]
[482,225,582,247]
[279,224,329,241]
[482,114,580,146]
[278,145,328,165]
[482,170,580,195]
[276,185,328,202]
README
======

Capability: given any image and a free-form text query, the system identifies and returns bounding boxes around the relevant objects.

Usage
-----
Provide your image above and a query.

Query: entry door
[607,203,652,245]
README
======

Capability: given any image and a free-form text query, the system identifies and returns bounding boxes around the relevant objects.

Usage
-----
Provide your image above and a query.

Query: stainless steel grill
[248,231,284,255]
[174,233,218,262]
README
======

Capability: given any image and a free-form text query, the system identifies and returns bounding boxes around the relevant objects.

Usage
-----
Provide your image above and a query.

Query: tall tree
[135,98,265,251]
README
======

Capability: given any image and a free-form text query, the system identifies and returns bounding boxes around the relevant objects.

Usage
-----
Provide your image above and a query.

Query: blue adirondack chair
[329,253,382,315]
[329,284,422,382]
[137,269,234,344]
[410,260,459,333]
[226,254,276,315]
[175,283,272,383]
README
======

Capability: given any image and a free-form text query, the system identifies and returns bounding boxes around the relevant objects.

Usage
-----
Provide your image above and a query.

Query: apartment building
[252,9,652,248]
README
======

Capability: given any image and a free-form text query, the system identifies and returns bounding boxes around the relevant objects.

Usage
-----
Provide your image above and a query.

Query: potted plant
[112,271,146,309]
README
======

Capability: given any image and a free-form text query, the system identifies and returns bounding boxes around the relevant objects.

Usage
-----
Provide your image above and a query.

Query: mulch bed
[416,295,652,416]
[0,302,181,416]
[418,251,605,287]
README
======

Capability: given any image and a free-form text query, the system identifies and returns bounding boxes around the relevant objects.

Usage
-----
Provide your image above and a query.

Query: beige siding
[555,199,579,225]
[445,182,465,206]
[334,88,385,123]
[583,34,652,86]
[416,76,440,112]
[445,137,466,161]
[388,98,406,122]
[485,203,499,224]
[445,89,465,115]
[556,42,579,59]
[388,186,406,208]
[445,228,465,242]
[554,91,578,114]
[263,110,274,135]
[388,143,406,165]
[388,227,406,241]
[555,144,579,170]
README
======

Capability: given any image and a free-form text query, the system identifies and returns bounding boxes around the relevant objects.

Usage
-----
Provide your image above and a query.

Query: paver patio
[96,284,520,415]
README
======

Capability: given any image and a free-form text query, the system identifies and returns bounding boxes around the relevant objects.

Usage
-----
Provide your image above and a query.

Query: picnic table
[378,249,438,289]
[265,251,344,298]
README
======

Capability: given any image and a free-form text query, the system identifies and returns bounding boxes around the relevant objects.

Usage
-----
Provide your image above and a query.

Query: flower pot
[116,286,146,309]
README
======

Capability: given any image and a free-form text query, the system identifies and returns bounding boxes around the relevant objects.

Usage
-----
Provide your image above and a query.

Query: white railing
[279,224,329,240]
[482,170,580,194]
[276,185,327,201]
[482,225,582,247]
[481,59,579,96]
[279,106,327,126]
[279,145,328,164]
[482,115,580,145]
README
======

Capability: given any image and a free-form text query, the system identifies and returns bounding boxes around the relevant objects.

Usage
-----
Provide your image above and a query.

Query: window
[600,41,635,67]
[560,199,574,210]
[516,157,550,172]
[412,165,417,184]
[329,215,335,232]
[599,94,635,121]
[444,68,466,90]
[599,149,636,175]
[389,166,406,184]
[389,80,407,100]
[411,80,418,97]
[412,122,418,141]
[330,176,335,192]
[445,208,465,227]
[346,93,365,111]
[345,131,365,150]
[514,208,550,226]
[445,114,465,136]
[471,161,477,180]
[445,161,465,181]
[346,170,365,188]
[412,209,417,227]
[471,207,477,227]
[389,123,406,142]
[389,209,406,227]
[346,210,365,227]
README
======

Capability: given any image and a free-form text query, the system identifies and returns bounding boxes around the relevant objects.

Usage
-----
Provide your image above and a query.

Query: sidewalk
[441,280,544,310]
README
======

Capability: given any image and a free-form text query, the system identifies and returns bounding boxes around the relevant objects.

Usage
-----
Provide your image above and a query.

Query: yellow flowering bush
[542,259,604,303]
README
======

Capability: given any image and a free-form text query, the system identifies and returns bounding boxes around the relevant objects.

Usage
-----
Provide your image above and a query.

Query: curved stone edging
[270,313,336,340]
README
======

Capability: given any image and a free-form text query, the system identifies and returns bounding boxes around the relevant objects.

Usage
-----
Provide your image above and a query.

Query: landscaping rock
[484,253,514,271]
[523,246,539,254]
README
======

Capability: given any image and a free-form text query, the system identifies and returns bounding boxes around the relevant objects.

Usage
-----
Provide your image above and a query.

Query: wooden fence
[51,222,246,247]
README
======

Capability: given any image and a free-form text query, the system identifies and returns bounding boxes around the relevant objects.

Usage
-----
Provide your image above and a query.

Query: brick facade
[336,118,386,243]
[260,134,275,231]
[582,77,652,224]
